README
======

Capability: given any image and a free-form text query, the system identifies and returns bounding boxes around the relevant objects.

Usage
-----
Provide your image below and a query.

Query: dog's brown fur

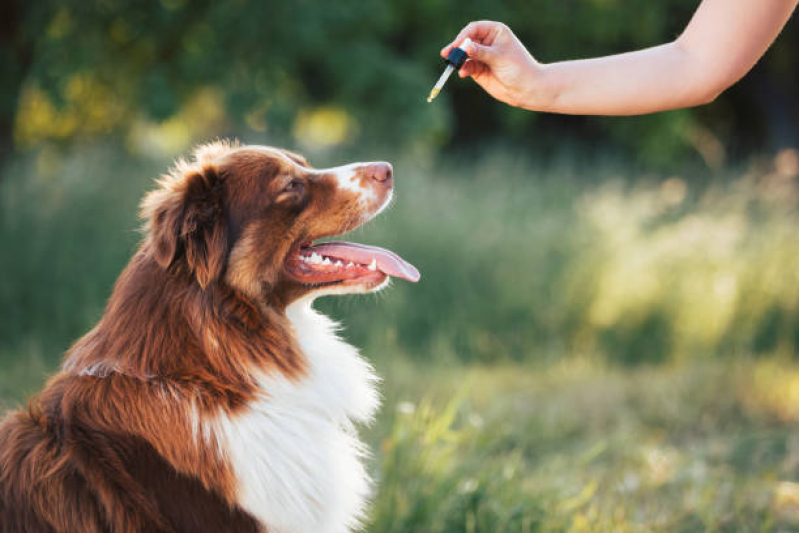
[0,141,392,532]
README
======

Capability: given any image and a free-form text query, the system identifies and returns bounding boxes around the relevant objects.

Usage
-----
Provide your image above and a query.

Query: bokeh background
[2,1,799,531]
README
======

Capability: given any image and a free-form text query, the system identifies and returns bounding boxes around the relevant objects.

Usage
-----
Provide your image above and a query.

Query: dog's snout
[368,163,393,184]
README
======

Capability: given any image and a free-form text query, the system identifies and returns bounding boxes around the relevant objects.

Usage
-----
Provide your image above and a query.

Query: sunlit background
[2,1,799,530]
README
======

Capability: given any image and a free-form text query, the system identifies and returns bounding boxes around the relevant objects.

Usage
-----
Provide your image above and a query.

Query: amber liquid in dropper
[427,64,454,102]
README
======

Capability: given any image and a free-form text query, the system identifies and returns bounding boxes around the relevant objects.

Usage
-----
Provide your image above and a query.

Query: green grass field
[368,357,799,532]
[1,143,798,531]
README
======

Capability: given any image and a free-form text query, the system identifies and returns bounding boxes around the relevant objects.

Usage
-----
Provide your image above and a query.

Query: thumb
[461,40,496,65]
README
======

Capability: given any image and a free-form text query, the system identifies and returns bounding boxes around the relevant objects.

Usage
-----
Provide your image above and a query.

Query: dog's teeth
[368,258,377,271]
[335,260,343,267]
[347,262,354,268]
[322,258,331,265]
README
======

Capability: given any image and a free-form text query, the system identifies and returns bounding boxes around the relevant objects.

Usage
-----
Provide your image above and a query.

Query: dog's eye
[284,179,303,193]
[276,179,305,204]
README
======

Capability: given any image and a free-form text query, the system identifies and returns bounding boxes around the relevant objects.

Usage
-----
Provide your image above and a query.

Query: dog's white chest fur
[212,299,380,533]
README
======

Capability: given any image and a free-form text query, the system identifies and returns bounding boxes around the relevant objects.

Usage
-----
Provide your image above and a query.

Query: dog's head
[141,141,419,305]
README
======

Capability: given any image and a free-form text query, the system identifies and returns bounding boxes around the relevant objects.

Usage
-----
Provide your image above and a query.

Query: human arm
[441,0,798,115]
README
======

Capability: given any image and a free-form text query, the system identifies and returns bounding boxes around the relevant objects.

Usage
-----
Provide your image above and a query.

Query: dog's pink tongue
[310,242,420,282]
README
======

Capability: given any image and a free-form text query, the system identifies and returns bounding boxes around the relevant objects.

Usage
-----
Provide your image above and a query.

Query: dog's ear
[142,165,228,289]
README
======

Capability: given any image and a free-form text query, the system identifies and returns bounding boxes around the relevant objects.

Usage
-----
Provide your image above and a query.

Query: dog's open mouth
[284,241,420,286]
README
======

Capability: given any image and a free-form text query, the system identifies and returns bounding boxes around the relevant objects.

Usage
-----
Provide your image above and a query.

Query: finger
[441,20,502,57]
[461,41,496,65]
[460,60,488,79]
[459,60,479,77]
[456,21,502,46]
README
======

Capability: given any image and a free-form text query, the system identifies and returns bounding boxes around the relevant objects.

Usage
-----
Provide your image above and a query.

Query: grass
[1,141,799,530]
[367,356,799,532]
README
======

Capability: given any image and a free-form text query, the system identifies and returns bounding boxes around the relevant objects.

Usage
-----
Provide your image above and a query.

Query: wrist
[518,61,560,112]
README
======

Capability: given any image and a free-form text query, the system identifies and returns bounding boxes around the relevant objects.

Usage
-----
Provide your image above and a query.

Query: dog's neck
[62,250,307,400]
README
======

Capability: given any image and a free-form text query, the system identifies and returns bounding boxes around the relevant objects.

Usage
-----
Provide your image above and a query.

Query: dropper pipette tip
[426,64,454,103]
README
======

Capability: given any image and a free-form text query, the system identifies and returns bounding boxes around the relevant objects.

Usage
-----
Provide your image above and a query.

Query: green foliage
[0,145,154,357]
[7,0,799,162]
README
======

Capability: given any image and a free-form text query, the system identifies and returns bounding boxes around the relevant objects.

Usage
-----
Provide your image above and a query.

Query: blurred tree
[0,0,33,162]
[2,0,797,166]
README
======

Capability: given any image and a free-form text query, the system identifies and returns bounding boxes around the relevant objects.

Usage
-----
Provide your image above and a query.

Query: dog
[0,140,420,533]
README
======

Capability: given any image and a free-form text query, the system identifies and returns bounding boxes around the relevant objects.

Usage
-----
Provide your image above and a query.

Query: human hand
[441,21,550,110]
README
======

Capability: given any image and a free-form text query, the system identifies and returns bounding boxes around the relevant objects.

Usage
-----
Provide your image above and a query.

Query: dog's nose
[367,163,393,184]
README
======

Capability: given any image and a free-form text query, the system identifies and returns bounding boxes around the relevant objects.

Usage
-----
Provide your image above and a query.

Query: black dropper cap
[445,45,469,70]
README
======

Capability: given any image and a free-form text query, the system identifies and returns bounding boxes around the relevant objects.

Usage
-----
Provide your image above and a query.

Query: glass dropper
[427,38,472,102]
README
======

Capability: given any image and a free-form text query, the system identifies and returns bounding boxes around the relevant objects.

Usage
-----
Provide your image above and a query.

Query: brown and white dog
[0,141,419,533]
